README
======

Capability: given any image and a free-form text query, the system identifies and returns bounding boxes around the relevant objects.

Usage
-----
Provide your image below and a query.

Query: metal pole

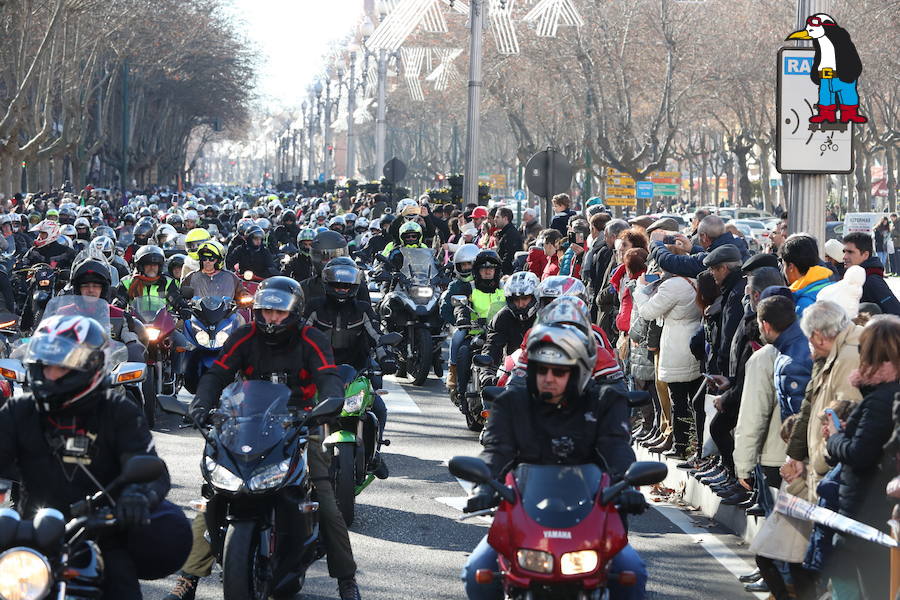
[121,60,129,192]
[544,148,554,228]
[787,0,830,246]
[308,102,316,182]
[375,49,388,174]
[324,83,334,179]
[463,0,485,206]
[346,54,358,179]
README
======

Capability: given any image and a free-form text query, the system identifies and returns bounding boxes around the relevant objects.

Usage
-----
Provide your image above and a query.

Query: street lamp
[307,85,323,182]
[462,0,486,207]
[320,74,342,180]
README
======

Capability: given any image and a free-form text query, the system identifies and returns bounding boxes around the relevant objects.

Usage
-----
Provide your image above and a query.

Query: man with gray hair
[519,207,542,246]
[648,214,750,278]
[594,219,631,335]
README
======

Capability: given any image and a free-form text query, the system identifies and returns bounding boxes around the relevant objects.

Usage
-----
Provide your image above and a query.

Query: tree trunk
[886,147,896,214]
[854,137,869,212]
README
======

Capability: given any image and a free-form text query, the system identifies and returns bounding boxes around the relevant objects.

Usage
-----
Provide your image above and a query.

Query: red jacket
[610,264,645,333]
[526,247,547,277]
[541,254,560,280]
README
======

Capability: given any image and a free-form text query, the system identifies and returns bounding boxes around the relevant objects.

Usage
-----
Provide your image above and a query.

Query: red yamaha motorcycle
[131,296,182,427]
[449,457,667,600]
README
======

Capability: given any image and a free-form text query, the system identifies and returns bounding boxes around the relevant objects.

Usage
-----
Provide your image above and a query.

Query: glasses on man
[535,365,571,378]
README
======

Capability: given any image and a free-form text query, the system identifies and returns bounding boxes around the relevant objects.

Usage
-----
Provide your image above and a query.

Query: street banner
[843,212,881,236]
[775,491,897,548]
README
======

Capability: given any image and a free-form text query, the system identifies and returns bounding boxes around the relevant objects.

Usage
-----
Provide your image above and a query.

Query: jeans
[462,536,647,600]
[667,378,702,452]
[448,328,466,365]
[818,77,859,106]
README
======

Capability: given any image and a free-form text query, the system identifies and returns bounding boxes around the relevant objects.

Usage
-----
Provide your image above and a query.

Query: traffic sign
[514,189,526,201]
[636,182,654,199]
[524,148,573,199]
[318,173,325,182]
[606,186,636,196]
[653,183,680,196]
[606,196,637,207]
[382,157,408,183]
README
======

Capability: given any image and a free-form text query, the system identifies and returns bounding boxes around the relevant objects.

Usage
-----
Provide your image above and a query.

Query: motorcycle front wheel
[334,444,357,527]
[408,327,433,386]
[223,521,270,600]
[141,366,157,428]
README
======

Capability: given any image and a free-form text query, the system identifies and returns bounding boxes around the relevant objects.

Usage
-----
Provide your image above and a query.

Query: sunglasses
[806,16,834,27]
[535,365,571,377]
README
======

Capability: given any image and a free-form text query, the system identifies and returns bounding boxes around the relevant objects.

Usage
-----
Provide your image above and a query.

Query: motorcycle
[164,380,344,600]
[375,248,448,386]
[450,295,504,432]
[324,332,401,527]
[449,456,668,600]
[180,284,248,395]
[0,455,165,600]
[131,295,184,428]
[21,263,65,332]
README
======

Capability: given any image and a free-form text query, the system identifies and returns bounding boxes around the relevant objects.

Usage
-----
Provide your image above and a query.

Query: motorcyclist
[180,240,244,300]
[1,213,29,255]
[85,234,129,279]
[482,270,539,365]
[181,227,213,278]
[305,257,392,478]
[275,209,301,246]
[284,228,315,282]
[386,199,434,248]
[116,245,184,313]
[461,323,648,600]
[167,253,186,283]
[124,216,156,264]
[302,230,370,304]
[174,276,363,600]
[381,213,430,257]
[440,243,480,400]
[0,314,191,599]
[452,249,505,400]
[23,220,76,268]
[226,224,279,280]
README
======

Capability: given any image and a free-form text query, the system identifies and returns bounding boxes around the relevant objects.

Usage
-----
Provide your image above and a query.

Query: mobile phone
[663,235,676,244]
[644,273,660,283]
[824,408,842,432]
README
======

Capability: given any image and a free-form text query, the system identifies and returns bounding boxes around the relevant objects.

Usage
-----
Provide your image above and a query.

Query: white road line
[381,375,423,413]
[646,496,767,599]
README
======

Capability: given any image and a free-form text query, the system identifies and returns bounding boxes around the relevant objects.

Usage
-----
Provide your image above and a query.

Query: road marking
[646,496,767,599]
[381,375,423,414]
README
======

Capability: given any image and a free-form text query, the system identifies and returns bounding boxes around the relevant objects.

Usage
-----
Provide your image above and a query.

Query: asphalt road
[142,372,760,600]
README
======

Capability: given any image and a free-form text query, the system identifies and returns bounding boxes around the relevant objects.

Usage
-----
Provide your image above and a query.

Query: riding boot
[809,104,837,123]
[839,104,868,123]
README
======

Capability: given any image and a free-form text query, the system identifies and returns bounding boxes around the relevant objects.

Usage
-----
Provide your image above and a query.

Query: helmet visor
[25,335,97,371]
[253,288,301,313]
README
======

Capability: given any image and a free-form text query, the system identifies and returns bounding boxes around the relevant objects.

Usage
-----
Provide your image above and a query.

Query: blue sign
[636,181,654,199]
[514,189,526,201]
[318,173,325,182]
[783,56,814,75]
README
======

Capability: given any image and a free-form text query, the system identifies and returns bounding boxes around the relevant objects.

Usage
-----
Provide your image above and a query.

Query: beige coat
[786,324,863,500]
[733,345,786,480]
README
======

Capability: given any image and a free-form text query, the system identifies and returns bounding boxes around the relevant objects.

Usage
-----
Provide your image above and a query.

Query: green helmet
[398,220,423,247]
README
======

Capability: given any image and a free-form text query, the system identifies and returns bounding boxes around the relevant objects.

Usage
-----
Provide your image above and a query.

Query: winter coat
[495,222,523,276]
[733,345,785,479]
[628,303,656,381]
[541,253,560,280]
[559,246,583,278]
[635,275,701,383]
[648,232,749,279]
[440,278,472,325]
[786,324,862,500]
[859,256,900,316]
[715,270,748,376]
[525,247,547,278]
[772,321,813,419]
[789,265,835,316]
[826,380,899,527]
[611,264,641,334]
[550,209,576,236]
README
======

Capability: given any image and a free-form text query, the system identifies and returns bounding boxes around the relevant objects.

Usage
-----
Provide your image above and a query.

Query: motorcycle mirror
[624,461,669,487]
[0,358,26,383]
[181,285,195,300]
[626,391,651,408]
[472,354,493,368]
[448,456,492,485]
[243,270,254,281]
[109,362,147,385]
[378,332,402,347]
[119,455,166,487]
[450,295,468,308]
[157,394,189,417]
[306,396,345,423]
[32,508,65,552]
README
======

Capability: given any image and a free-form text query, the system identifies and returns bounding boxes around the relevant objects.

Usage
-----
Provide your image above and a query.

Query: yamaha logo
[543,530,572,539]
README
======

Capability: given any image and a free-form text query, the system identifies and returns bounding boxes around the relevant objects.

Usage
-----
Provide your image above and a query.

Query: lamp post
[372,3,390,173]
[322,74,341,180]
[307,85,323,182]
[462,0,486,206]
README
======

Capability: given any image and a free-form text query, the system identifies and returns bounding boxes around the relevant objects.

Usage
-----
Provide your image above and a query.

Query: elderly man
[519,207,543,246]
[595,219,631,336]
[649,215,749,278]
[784,301,862,498]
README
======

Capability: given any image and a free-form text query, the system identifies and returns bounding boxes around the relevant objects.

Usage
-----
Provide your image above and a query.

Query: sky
[227,0,363,108]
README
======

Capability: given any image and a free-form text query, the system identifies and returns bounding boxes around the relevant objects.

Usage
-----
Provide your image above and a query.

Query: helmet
[72,259,112,299]
[452,243,480,282]
[297,228,315,256]
[92,225,117,242]
[328,215,345,232]
[322,258,363,302]
[369,218,381,232]
[315,209,328,223]
[281,210,296,224]
[380,214,396,227]
[535,275,587,308]
[236,218,254,238]
[88,236,116,262]
[58,206,76,224]
[45,208,60,221]
[184,210,199,223]
[134,245,166,275]
[138,207,152,218]
[59,223,76,236]
[31,220,60,248]
[245,225,265,247]
[255,217,271,232]
[397,199,420,219]
[132,217,156,246]
[536,296,593,340]
[310,231,349,274]
[343,213,357,226]
[184,228,212,259]
[196,240,224,270]
[166,213,184,232]
[472,250,502,293]
[504,271,540,322]
[355,217,369,232]
[155,224,178,247]
[123,213,136,225]
[399,221,423,246]
[24,315,109,413]
[525,324,595,395]
[252,276,304,342]
[167,254,186,279]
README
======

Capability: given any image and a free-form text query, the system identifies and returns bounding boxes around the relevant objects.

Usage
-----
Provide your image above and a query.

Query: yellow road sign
[606,196,637,206]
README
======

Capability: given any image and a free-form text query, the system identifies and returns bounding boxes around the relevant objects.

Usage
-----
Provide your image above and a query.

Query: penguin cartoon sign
[776,14,863,174]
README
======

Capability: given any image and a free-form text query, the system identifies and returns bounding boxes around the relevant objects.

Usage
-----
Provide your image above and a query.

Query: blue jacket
[650,232,750,278]
[789,265,835,316]
[440,278,472,325]
[772,321,812,420]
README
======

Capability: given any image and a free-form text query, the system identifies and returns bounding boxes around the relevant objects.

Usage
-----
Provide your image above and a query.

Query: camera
[663,235,676,244]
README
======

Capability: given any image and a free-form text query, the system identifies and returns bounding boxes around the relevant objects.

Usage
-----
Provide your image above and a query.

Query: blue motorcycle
[181,295,245,394]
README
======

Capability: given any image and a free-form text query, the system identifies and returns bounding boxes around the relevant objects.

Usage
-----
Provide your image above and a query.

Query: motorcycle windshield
[515,464,603,529]
[399,248,435,285]
[218,381,292,459]
[31,295,127,366]
[186,271,237,300]
[131,294,168,323]
[194,297,232,326]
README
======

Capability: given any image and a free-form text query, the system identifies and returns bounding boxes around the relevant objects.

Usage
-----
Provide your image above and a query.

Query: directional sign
[776,47,853,174]
[606,196,636,207]
[606,186,637,196]
[636,181,654,199]
[653,183,680,196]
[514,189,526,201]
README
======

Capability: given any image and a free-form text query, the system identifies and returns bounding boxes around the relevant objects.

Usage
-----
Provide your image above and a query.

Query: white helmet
[503,271,540,322]
[184,209,199,222]
[452,243,480,282]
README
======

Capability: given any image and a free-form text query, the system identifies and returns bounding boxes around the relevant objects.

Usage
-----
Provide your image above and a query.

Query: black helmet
[252,276,304,343]
[281,210,296,224]
[310,230,349,275]
[72,259,112,299]
[133,217,155,246]
[134,245,166,276]
[167,254,186,279]
[245,225,265,247]
[322,258,362,302]
[123,212,136,225]
[24,314,109,413]
[472,250,502,293]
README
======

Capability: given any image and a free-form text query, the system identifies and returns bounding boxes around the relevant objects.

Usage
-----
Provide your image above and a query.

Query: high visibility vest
[469,288,505,334]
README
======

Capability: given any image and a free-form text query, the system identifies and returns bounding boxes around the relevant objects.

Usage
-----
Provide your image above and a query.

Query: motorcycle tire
[464,404,483,432]
[334,444,357,527]
[409,328,433,386]
[141,368,157,428]
[223,521,270,600]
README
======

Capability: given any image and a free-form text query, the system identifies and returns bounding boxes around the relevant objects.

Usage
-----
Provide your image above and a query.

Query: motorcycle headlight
[410,285,434,300]
[146,327,161,342]
[204,456,242,492]
[215,330,230,347]
[560,550,598,575]
[0,547,51,600]
[248,459,291,491]
[194,329,211,348]
[343,391,365,414]
[516,549,554,574]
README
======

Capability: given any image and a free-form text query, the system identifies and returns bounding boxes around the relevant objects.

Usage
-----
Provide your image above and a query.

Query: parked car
[733,219,770,245]
[826,221,844,241]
